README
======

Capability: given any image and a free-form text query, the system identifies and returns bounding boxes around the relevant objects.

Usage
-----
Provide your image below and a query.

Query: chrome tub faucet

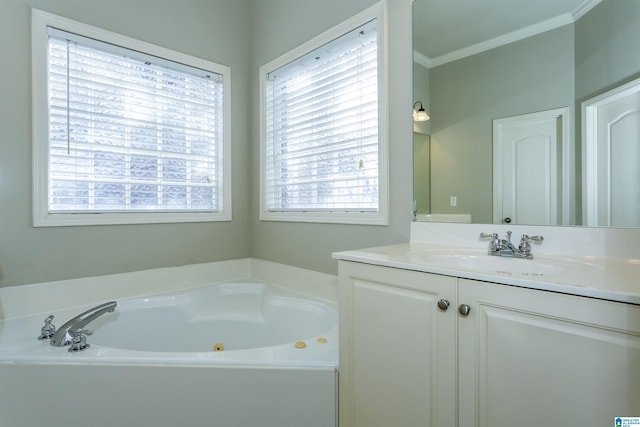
[48,301,117,347]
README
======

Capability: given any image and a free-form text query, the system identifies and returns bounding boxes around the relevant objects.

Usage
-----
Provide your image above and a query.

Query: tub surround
[334,222,640,304]
[0,257,338,321]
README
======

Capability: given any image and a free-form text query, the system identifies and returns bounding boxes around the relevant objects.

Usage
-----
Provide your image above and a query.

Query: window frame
[259,3,388,225]
[31,9,232,227]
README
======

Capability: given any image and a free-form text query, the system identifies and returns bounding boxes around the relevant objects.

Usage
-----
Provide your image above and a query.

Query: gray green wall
[413,133,430,214]
[575,0,640,101]
[0,0,413,287]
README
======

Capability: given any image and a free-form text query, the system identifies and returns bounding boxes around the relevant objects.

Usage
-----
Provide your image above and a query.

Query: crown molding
[429,13,573,67]
[413,50,431,68]
[416,0,603,68]
[572,0,602,20]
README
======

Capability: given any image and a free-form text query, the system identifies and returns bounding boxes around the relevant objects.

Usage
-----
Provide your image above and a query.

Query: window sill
[33,211,231,227]
[259,210,388,225]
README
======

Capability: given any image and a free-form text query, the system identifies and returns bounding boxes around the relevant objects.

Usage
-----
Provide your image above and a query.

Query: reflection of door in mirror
[493,108,570,226]
[584,78,640,227]
[413,133,430,215]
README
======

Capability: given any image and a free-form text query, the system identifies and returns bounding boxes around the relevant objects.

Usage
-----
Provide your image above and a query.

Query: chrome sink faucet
[480,231,543,259]
[49,301,117,347]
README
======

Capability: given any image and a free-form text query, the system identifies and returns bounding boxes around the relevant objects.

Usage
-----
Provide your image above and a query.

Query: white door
[493,108,570,225]
[583,78,640,227]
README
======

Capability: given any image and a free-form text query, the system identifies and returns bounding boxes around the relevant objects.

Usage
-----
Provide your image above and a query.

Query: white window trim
[31,9,232,227]
[258,2,389,225]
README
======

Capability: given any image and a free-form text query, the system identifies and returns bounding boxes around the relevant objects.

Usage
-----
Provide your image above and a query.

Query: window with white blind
[31,9,231,226]
[259,4,388,225]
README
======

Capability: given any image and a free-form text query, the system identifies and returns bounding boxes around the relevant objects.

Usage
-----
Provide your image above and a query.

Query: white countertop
[333,223,640,305]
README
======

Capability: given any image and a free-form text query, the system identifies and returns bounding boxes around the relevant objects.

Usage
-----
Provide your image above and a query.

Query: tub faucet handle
[37,315,56,340]
[68,329,91,352]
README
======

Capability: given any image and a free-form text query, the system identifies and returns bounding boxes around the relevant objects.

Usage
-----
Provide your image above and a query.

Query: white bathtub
[0,263,338,427]
[0,280,338,367]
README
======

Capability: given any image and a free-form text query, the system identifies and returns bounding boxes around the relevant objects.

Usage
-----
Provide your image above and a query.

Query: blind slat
[48,72,221,111]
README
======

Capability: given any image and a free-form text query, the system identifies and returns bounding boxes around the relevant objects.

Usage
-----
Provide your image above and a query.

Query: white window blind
[264,18,379,213]
[46,27,224,214]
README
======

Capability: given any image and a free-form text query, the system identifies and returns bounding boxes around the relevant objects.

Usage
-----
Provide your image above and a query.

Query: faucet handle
[37,315,56,340]
[518,234,544,259]
[480,232,501,253]
[479,232,498,240]
[521,234,544,243]
[68,329,91,352]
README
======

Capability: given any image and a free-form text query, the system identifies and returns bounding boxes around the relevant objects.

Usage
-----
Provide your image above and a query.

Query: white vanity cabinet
[338,261,457,427]
[338,260,640,427]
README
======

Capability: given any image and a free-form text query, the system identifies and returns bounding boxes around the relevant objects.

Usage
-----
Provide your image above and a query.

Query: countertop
[333,242,640,305]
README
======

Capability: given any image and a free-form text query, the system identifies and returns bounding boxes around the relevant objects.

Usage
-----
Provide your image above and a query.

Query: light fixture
[413,101,430,122]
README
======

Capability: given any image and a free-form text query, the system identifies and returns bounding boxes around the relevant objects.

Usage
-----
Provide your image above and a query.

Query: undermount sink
[413,249,601,278]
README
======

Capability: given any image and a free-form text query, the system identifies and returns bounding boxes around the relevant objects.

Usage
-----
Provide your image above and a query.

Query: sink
[413,249,602,278]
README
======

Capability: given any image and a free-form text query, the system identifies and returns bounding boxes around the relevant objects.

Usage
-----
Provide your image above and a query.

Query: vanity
[333,222,640,427]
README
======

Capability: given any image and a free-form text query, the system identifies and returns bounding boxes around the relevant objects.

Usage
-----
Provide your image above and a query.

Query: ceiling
[413,0,601,67]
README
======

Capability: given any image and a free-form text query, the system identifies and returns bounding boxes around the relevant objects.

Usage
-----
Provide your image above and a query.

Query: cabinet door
[339,261,457,427]
[458,279,640,427]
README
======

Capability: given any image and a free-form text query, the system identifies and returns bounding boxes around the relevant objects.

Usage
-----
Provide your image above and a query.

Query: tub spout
[50,301,117,347]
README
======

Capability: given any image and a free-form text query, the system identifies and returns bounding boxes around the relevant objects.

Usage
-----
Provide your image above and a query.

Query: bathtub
[0,271,338,427]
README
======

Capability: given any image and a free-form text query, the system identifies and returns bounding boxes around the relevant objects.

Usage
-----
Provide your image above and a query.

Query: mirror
[413,0,640,227]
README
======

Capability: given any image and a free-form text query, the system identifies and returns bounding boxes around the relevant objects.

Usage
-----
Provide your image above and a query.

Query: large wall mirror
[413,0,640,227]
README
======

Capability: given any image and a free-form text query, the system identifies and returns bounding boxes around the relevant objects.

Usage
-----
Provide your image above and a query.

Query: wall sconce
[413,101,430,122]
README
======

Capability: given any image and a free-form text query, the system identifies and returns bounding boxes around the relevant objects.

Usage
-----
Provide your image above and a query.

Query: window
[260,4,388,224]
[32,9,231,226]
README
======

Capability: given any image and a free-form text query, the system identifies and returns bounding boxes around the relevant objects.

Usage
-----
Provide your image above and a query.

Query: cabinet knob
[458,304,471,316]
[437,299,450,311]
